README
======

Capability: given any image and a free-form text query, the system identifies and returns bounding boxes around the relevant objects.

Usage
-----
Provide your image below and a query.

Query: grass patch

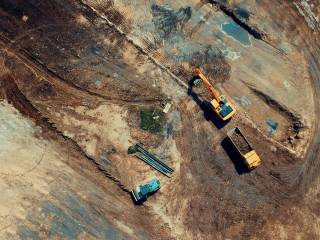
[140,109,165,133]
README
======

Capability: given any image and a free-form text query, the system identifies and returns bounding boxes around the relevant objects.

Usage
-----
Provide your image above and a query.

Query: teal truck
[132,179,160,203]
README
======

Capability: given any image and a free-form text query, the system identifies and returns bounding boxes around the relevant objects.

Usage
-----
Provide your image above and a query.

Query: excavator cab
[212,96,235,121]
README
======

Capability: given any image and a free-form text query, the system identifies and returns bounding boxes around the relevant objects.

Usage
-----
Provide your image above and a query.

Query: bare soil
[1,0,320,239]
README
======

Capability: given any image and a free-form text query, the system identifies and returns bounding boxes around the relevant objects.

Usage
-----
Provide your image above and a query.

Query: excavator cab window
[220,104,233,118]
[219,96,227,105]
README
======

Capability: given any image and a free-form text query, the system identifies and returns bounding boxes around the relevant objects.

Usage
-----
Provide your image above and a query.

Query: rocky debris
[151,4,192,39]
[294,0,319,31]
[288,135,294,144]
[293,120,305,131]
[230,129,251,154]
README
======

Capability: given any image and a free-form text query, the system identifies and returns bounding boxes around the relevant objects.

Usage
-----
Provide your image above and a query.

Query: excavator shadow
[221,137,251,175]
[188,78,229,130]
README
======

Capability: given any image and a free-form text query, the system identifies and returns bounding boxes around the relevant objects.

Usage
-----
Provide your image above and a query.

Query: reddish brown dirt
[1,0,320,239]
[0,72,173,239]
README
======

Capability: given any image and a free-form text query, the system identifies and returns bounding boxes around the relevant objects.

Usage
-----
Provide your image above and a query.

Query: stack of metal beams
[129,143,174,177]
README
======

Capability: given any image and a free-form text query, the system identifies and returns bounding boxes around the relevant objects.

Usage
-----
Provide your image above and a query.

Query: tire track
[0,42,160,105]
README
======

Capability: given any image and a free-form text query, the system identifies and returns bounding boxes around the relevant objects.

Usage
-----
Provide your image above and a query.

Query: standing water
[221,22,251,47]
[234,7,250,20]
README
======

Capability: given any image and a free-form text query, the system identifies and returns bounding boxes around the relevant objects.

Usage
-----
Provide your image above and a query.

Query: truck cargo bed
[227,127,252,155]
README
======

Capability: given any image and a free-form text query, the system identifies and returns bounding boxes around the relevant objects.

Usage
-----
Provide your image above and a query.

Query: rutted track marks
[1,0,320,239]
[0,1,167,104]
[0,34,161,105]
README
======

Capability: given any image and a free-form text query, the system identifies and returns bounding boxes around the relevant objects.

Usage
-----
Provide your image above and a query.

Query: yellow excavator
[194,68,236,121]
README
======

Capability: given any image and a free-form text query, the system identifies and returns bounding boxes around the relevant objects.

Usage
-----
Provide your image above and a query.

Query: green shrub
[140,109,165,133]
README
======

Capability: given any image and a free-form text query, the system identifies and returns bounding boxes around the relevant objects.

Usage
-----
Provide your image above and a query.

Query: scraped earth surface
[0,0,320,239]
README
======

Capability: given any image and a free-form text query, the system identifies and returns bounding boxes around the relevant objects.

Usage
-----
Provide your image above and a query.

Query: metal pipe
[136,144,174,173]
[139,149,172,174]
[138,154,169,174]
[138,155,171,178]
[143,155,170,173]
[136,155,171,178]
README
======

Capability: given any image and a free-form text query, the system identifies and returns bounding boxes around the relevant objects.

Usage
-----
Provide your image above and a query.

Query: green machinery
[131,179,160,203]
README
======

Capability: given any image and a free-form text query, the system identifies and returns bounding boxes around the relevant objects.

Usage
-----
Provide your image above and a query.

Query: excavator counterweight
[194,68,236,121]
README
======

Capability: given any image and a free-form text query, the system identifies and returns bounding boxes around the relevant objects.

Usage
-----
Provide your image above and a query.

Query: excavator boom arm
[194,68,221,102]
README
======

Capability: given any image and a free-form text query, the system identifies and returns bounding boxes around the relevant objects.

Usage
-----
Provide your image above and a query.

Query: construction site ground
[0,0,320,239]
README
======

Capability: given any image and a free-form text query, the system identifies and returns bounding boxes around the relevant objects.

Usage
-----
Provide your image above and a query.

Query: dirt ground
[0,0,320,239]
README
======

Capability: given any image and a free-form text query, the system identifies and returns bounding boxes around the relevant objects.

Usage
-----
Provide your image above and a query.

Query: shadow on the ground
[221,137,251,175]
[130,189,159,205]
[187,77,229,129]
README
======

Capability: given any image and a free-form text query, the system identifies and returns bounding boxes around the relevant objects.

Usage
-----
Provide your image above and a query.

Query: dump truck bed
[227,127,261,169]
[227,127,252,155]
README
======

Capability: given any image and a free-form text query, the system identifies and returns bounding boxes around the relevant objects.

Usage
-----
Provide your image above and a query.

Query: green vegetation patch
[140,109,165,133]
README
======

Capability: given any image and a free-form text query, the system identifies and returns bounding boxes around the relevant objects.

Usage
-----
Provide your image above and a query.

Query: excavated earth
[0,0,320,239]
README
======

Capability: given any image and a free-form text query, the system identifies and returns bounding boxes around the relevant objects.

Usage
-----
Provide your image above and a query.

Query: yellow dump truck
[227,127,261,169]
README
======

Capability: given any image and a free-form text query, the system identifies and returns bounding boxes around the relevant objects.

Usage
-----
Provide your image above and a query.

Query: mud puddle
[222,21,251,46]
